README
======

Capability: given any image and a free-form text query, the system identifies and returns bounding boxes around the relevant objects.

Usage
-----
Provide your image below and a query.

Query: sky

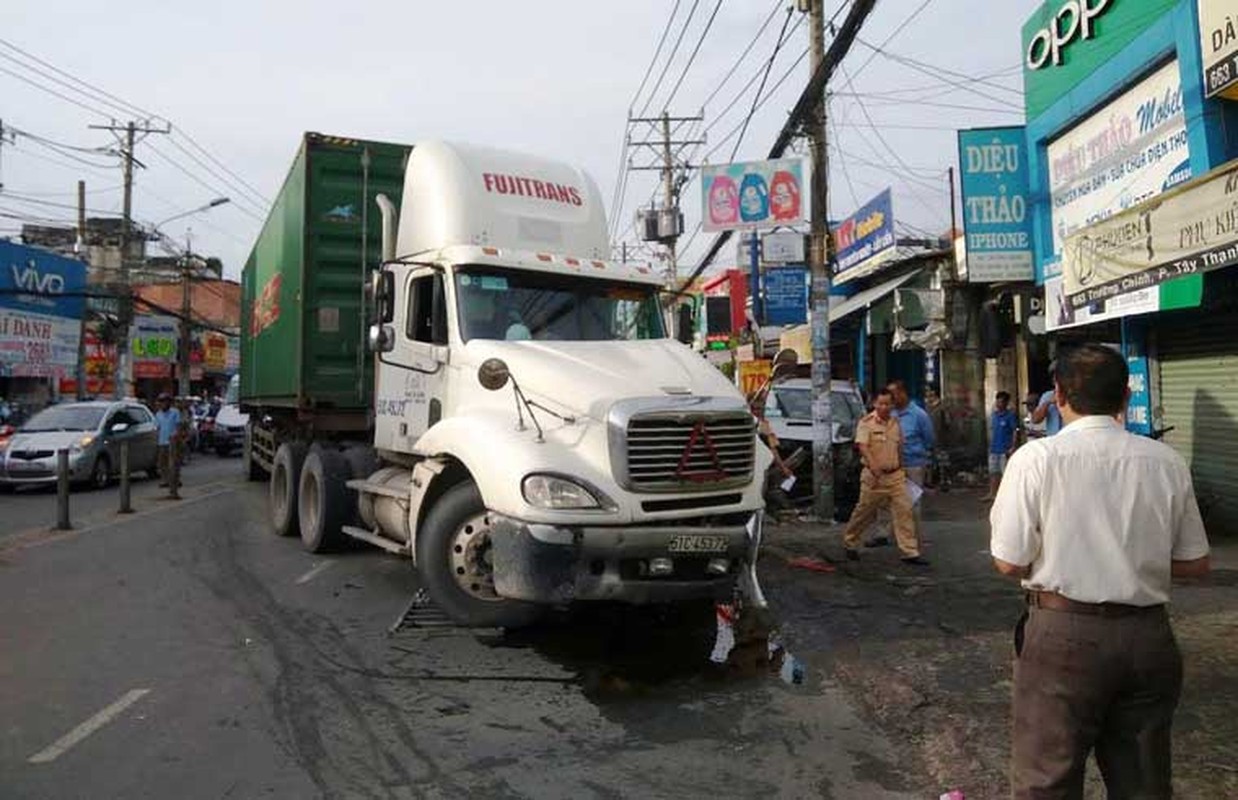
[0,0,1038,282]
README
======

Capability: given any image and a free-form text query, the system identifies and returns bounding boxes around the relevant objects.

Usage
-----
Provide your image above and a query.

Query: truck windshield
[455,267,666,342]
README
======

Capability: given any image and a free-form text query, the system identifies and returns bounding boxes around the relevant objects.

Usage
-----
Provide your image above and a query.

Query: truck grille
[624,413,755,491]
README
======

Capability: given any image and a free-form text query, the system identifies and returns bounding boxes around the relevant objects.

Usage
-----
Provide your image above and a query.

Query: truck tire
[416,481,542,629]
[243,424,266,481]
[298,448,351,553]
[270,442,308,538]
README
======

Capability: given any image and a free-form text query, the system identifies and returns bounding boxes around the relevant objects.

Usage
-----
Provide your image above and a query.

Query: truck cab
[245,138,768,628]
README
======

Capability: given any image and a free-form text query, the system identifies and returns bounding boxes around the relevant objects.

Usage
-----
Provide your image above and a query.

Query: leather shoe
[901,555,931,567]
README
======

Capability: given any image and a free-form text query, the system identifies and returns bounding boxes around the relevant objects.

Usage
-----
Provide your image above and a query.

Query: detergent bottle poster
[700,158,806,233]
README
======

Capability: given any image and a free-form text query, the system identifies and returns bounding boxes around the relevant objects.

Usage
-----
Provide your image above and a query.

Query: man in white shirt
[989,344,1210,799]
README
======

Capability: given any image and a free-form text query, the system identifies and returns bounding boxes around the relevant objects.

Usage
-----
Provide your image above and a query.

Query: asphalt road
[0,470,916,799]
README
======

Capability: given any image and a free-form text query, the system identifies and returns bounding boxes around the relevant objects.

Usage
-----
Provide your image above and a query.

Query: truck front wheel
[416,481,541,629]
[298,448,351,553]
[270,442,308,537]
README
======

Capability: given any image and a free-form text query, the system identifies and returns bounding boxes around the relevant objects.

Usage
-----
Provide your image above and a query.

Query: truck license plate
[667,535,729,553]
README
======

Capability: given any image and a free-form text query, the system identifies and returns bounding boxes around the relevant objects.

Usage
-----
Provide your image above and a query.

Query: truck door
[374,266,450,453]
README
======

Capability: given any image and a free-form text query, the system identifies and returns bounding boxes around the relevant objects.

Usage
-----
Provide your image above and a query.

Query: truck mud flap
[489,520,579,604]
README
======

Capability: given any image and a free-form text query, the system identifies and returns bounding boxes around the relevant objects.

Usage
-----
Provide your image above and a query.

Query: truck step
[341,525,409,555]
[346,479,408,500]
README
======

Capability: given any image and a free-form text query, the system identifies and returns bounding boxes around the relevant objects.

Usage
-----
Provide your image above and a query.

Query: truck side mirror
[373,270,395,324]
[675,304,694,345]
[368,323,395,353]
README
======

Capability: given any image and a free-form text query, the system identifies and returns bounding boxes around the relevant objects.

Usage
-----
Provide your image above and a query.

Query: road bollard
[55,448,71,530]
[119,441,133,514]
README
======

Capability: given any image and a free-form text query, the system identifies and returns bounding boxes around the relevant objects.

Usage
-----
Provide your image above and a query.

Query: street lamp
[154,197,230,229]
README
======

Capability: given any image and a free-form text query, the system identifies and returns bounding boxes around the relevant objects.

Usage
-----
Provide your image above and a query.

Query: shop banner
[204,332,228,371]
[1199,0,1238,98]
[957,127,1034,282]
[762,266,808,326]
[1062,160,1238,308]
[0,241,86,319]
[1022,0,1176,119]
[1044,272,1202,332]
[737,359,772,398]
[132,315,177,379]
[701,158,806,233]
[831,189,896,282]
[0,308,80,378]
[1047,60,1191,262]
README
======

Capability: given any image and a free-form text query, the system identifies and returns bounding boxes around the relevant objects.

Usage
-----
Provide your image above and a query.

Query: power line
[0,38,155,118]
[164,136,268,216]
[636,0,703,117]
[660,0,725,112]
[7,139,117,179]
[700,1,785,110]
[727,5,795,163]
[143,141,265,223]
[628,0,684,112]
[171,130,270,208]
[0,63,113,118]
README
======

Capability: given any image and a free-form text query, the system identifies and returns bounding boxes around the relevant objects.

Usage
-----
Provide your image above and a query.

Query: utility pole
[88,119,171,399]
[75,180,88,400]
[179,230,193,397]
[627,111,704,283]
[806,0,834,521]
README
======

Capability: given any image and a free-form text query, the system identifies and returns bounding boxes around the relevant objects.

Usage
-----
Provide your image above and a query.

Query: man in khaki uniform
[842,388,928,566]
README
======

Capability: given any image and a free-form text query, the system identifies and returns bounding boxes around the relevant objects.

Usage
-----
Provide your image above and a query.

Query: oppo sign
[1026,0,1112,70]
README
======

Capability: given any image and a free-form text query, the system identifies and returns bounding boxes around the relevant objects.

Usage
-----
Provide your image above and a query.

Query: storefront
[1017,0,1238,535]
[0,241,86,415]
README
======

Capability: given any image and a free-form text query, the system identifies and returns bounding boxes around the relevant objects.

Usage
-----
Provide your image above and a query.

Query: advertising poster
[957,127,1034,282]
[1063,157,1238,308]
[701,158,806,233]
[1047,60,1191,262]
[132,315,178,379]
[0,241,86,379]
[831,189,896,282]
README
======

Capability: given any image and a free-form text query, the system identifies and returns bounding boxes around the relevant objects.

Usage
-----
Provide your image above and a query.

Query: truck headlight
[522,474,602,510]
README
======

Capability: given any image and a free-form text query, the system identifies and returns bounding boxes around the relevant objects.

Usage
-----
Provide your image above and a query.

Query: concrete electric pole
[179,231,193,398]
[627,111,704,283]
[88,119,170,400]
[806,0,834,521]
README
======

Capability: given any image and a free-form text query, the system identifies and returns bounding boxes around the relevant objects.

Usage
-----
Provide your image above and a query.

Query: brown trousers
[842,469,918,557]
[1013,605,1182,799]
[157,443,181,496]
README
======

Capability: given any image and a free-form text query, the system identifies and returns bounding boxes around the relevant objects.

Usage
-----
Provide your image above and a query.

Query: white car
[762,379,866,518]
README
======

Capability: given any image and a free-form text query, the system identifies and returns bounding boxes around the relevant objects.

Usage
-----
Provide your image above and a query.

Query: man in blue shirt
[154,393,182,499]
[1030,361,1064,436]
[984,391,1018,501]
[868,379,935,548]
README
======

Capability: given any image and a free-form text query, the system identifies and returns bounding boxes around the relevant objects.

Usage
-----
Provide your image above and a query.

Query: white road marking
[295,561,333,585]
[28,688,151,764]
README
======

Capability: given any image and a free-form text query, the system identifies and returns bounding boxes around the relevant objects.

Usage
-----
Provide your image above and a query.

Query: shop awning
[829,270,917,324]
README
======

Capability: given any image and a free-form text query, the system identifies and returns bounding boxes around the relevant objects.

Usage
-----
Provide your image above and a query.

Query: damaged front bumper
[488,511,766,607]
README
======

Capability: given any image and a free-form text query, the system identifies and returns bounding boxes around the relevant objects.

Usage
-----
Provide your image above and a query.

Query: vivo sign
[1026,0,1112,70]
[11,263,66,295]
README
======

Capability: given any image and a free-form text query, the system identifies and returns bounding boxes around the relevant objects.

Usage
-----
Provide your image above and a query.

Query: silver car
[0,401,159,490]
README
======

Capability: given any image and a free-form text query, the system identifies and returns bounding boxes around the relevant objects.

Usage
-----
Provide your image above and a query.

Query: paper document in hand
[780,475,797,493]
[906,480,923,507]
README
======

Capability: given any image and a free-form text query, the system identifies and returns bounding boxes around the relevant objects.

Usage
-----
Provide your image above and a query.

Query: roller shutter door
[1158,313,1238,537]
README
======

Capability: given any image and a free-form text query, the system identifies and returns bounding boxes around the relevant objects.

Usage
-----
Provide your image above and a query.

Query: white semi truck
[241,134,768,627]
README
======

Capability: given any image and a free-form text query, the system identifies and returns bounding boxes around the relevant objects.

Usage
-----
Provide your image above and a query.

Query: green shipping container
[241,133,412,412]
